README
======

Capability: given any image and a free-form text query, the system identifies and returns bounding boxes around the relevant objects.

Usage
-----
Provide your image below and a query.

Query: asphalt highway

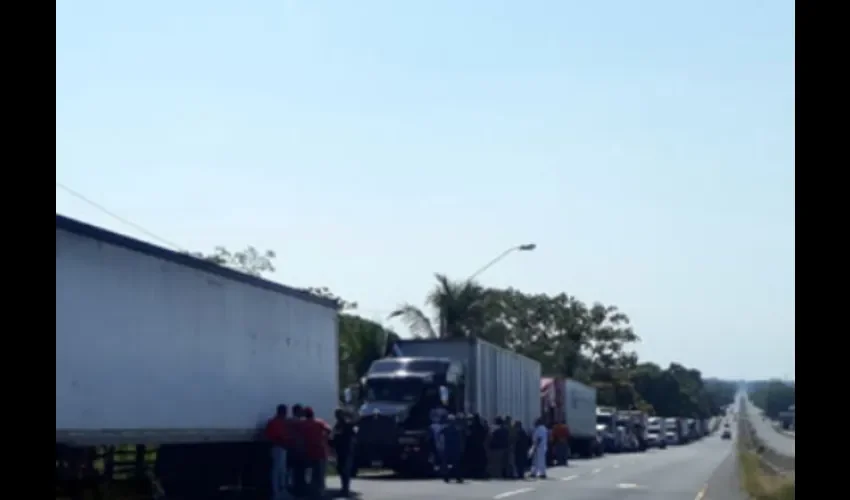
[742,395,795,457]
[327,431,742,500]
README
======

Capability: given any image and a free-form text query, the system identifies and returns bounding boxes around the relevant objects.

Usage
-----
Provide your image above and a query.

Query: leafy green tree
[749,380,795,418]
[191,246,355,309]
[191,246,276,276]
[338,314,399,389]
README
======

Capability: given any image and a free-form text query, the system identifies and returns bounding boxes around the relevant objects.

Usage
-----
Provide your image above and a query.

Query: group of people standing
[265,404,572,499]
[264,403,356,500]
[431,413,564,482]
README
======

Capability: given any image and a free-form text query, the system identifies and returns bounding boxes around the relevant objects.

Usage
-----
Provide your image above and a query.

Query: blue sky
[56,0,795,380]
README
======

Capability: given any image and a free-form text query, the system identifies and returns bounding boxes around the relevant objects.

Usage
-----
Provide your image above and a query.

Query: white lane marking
[493,487,535,499]
[592,468,602,474]
[560,474,579,482]
[612,463,620,469]
[617,483,640,489]
[695,486,707,500]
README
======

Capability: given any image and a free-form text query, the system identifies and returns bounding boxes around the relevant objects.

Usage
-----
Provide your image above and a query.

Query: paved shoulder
[700,449,747,500]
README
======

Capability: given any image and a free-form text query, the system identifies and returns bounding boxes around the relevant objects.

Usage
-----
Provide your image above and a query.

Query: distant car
[721,429,731,440]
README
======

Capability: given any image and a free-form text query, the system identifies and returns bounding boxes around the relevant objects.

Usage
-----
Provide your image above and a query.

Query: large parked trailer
[391,337,541,427]
[352,337,541,476]
[56,214,339,499]
[541,377,601,457]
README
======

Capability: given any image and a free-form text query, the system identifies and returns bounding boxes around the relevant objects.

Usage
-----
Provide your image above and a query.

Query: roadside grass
[736,413,794,500]
[738,450,794,500]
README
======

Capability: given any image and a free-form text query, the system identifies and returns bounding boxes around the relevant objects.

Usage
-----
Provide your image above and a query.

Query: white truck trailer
[56,214,339,499]
[563,379,601,457]
[352,337,541,476]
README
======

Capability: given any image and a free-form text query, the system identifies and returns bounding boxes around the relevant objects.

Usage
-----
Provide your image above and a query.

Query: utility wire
[56,181,186,251]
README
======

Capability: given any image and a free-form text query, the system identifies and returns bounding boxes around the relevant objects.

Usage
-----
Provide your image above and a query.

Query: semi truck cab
[351,356,464,476]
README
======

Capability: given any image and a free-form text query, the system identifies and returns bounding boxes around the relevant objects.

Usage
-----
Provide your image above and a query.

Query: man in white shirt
[531,418,549,479]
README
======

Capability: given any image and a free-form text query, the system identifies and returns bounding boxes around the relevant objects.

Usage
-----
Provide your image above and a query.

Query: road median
[737,404,794,500]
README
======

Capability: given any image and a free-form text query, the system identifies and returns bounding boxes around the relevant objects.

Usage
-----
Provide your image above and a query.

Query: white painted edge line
[493,487,535,499]
[592,468,602,474]
[560,474,579,482]
[695,485,707,500]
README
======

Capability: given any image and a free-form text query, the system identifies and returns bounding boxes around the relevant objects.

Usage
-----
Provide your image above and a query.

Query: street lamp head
[518,243,536,251]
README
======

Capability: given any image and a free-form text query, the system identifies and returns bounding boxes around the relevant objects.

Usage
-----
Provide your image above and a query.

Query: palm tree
[389,273,489,339]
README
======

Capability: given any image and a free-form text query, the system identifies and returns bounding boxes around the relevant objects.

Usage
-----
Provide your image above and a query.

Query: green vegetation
[738,451,794,500]
[198,246,738,419]
[737,411,795,500]
[748,380,795,419]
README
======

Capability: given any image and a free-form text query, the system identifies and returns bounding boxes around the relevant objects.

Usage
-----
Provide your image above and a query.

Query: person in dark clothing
[467,414,489,478]
[330,409,356,497]
[513,421,531,479]
[488,417,510,478]
[440,415,464,483]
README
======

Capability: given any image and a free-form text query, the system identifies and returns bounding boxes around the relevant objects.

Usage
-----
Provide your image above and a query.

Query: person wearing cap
[264,404,292,500]
[439,414,464,483]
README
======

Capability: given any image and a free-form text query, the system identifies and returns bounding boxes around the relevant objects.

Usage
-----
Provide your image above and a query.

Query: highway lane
[330,432,741,500]
[742,396,795,457]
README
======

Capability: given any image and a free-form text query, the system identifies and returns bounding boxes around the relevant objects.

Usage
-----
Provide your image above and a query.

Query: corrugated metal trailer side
[564,379,597,438]
[56,214,339,446]
[394,338,541,428]
[473,338,540,429]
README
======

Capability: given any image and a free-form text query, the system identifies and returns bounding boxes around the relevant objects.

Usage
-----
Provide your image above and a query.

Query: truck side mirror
[439,385,449,406]
[343,387,352,404]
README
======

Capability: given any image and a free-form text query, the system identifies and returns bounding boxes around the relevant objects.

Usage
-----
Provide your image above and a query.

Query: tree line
[195,246,737,420]
[747,380,795,419]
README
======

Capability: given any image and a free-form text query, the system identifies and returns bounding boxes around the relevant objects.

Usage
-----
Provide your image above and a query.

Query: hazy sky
[56,0,795,380]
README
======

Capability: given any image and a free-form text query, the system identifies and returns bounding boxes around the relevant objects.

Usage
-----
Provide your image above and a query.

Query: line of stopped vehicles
[55,215,729,499]
[344,341,722,477]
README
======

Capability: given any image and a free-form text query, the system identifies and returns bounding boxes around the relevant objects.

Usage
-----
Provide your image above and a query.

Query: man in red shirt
[301,407,330,498]
[264,404,291,500]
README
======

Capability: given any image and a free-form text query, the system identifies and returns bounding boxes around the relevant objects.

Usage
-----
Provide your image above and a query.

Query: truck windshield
[369,359,448,375]
[365,378,424,403]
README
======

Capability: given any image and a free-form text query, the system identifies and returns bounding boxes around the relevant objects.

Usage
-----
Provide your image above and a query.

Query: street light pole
[466,243,537,283]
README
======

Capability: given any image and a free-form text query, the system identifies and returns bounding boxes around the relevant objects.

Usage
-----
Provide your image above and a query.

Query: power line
[56,181,186,251]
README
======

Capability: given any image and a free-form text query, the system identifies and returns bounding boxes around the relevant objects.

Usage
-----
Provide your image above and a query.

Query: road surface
[328,432,743,500]
[742,396,795,457]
